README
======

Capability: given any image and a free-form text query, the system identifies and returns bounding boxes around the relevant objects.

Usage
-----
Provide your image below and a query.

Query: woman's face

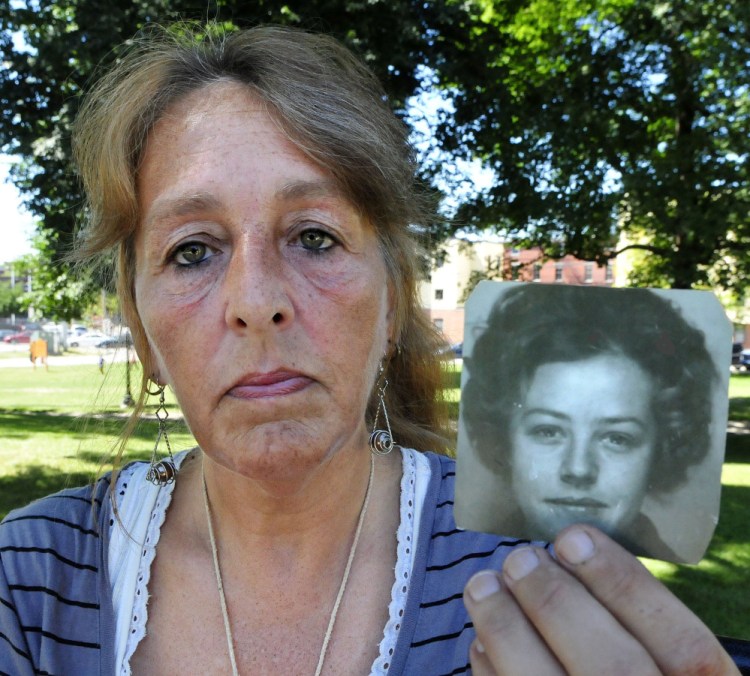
[133,81,393,485]
[509,354,657,540]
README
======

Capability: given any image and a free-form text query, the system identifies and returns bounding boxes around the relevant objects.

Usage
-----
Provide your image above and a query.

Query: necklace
[201,454,375,676]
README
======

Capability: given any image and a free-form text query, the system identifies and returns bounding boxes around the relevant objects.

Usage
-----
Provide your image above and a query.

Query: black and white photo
[455,281,731,563]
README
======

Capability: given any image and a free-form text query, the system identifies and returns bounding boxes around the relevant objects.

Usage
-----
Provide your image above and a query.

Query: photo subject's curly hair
[462,284,719,494]
[72,23,451,463]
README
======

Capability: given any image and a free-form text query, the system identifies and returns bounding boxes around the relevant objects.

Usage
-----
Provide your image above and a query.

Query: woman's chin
[527,513,618,543]
[199,425,359,492]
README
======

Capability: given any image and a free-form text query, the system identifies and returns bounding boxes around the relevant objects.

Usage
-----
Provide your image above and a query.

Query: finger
[469,638,500,676]
[464,570,566,676]
[501,545,661,675]
[554,525,739,675]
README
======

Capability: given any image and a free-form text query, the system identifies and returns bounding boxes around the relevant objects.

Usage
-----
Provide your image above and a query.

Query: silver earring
[369,364,395,456]
[146,383,176,485]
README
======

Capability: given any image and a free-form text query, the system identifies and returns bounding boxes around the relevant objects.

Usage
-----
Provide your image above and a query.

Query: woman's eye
[601,432,636,451]
[299,228,335,251]
[172,242,212,266]
[528,425,565,443]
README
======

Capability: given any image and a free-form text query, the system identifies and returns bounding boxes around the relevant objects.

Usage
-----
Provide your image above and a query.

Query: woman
[461,283,721,561]
[0,24,737,675]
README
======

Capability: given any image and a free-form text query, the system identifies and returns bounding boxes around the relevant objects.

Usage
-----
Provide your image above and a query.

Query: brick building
[420,239,616,345]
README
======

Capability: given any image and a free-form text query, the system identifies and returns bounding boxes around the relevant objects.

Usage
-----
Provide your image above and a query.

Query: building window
[433,318,444,331]
[555,263,563,282]
[532,263,541,281]
[606,261,614,283]
[435,289,444,300]
[584,262,593,283]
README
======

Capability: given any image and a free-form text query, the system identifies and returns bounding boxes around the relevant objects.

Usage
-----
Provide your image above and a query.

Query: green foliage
[13,232,99,321]
[2,0,749,292]
[0,0,451,270]
[430,0,750,290]
[0,279,24,316]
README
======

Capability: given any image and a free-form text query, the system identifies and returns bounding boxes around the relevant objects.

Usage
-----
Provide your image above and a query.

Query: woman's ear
[121,297,168,387]
[384,278,400,352]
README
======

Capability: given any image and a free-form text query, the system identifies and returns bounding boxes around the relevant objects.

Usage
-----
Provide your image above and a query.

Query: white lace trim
[370,447,430,674]
[109,448,431,675]
[109,452,189,676]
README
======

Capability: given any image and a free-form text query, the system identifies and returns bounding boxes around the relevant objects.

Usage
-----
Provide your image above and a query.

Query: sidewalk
[0,346,129,368]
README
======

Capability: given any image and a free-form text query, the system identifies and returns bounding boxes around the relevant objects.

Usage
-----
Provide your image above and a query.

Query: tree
[3,1,748,292]
[427,0,750,291]
[0,0,446,257]
[14,233,99,321]
[0,278,24,317]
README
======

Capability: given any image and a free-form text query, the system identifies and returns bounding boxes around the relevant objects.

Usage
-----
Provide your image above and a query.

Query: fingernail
[504,547,539,581]
[475,639,486,654]
[467,570,501,602]
[558,528,596,565]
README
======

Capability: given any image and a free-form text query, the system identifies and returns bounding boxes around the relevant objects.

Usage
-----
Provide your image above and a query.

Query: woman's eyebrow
[143,192,223,229]
[522,408,570,421]
[596,416,649,429]
[277,179,346,202]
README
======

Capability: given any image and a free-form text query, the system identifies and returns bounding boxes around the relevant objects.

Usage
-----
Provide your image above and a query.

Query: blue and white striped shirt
[1,453,532,675]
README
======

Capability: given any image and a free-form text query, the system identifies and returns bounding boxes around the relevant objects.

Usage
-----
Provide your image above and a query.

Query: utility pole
[122,332,134,407]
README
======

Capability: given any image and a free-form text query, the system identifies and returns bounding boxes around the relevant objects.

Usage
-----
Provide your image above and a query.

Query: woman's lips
[227,371,313,399]
[544,497,609,509]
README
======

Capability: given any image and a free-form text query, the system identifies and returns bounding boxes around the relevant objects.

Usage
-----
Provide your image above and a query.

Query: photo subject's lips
[544,497,609,509]
[227,370,314,399]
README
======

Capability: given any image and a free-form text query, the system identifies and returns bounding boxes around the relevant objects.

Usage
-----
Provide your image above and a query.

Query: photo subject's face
[509,354,657,540]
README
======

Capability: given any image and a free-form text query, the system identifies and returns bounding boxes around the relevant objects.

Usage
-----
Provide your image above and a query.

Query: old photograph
[455,281,732,563]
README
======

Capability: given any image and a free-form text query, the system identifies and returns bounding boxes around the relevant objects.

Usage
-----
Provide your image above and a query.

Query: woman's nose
[223,241,295,332]
[559,437,599,488]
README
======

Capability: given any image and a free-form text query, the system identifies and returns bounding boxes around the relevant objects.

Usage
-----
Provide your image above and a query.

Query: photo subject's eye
[601,431,637,452]
[528,425,565,444]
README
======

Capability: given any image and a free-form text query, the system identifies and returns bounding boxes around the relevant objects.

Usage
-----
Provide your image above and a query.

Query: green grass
[0,362,195,518]
[729,372,750,399]
[1,362,749,638]
[643,454,750,638]
[654,371,750,637]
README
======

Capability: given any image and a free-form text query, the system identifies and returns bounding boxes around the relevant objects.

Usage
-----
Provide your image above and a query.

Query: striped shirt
[1,453,532,675]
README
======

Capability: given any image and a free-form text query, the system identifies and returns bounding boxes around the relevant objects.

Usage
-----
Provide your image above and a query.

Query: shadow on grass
[0,463,95,520]
[0,409,189,442]
[726,434,750,462]
[729,397,750,423]
[0,409,193,520]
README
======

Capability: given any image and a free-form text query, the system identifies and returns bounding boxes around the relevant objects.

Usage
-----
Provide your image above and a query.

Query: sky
[0,156,35,263]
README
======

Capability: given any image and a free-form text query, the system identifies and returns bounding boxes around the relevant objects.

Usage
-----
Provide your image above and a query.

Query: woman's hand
[463,525,738,675]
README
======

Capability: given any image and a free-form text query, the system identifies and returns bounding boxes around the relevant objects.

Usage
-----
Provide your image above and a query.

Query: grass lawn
[642,369,750,637]
[0,362,195,518]
[1,361,749,638]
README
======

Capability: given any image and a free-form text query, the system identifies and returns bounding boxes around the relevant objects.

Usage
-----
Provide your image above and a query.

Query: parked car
[97,333,132,349]
[68,331,108,348]
[739,349,750,371]
[732,342,742,366]
[2,331,32,344]
[437,342,463,359]
[0,328,22,341]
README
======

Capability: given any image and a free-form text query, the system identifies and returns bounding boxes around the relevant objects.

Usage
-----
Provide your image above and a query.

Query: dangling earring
[146,382,177,485]
[369,364,395,456]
